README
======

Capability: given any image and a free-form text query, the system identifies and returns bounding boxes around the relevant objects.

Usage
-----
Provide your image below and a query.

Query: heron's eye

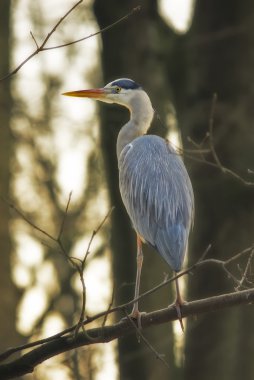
[115,86,121,93]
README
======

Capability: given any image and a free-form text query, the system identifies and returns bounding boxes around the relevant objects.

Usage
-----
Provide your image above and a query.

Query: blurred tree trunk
[171,1,254,379]
[93,1,177,379]
[0,1,21,351]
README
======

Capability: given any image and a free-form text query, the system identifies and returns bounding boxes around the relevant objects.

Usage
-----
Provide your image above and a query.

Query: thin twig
[42,1,84,49]
[83,207,114,266]
[44,6,141,50]
[224,245,254,265]
[30,31,39,49]
[197,244,212,263]
[0,3,141,81]
[2,195,111,342]
[102,285,115,327]
[235,250,254,291]
[124,310,170,369]
[3,197,56,242]
[170,137,254,187]
[0,0,82,81]
[74,208,114,336]
[160,93,254,187]
[57,191,72,240]
[208,93,223,169]
[177,146,254,186]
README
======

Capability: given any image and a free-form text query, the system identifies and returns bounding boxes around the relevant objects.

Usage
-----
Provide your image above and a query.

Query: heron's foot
[173,299,186,333]
[129,310,147,330]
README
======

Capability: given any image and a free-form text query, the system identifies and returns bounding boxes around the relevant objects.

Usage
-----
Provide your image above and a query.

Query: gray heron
[63,78,194,331]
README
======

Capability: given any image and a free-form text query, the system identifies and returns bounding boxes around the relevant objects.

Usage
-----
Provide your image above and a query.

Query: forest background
[0,0,254,379]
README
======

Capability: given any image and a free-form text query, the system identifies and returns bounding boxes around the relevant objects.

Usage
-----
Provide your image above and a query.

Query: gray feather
[118,135,194,271]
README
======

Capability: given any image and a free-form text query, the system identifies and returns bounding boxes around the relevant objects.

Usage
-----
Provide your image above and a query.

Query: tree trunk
[93,1,177,379]
[171,1,254,379]
[0,0,21,351]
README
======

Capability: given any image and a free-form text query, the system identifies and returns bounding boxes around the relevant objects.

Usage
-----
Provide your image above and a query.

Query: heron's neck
[116,92,154,158]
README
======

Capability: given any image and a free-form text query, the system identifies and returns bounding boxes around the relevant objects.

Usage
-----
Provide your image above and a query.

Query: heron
[63,78,194,330]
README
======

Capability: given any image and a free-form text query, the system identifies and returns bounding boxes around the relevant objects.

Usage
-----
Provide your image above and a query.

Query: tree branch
[161,93,254,187]
[0,2,141,81]
[0,240,252,364]
[0,288,254,379]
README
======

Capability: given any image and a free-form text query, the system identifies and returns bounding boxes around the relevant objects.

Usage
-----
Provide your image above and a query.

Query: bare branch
[43,6,141,51]
[102,284,115,327]
[1,242,253,364]
[2,197,253,374]
[2,195,113,342]
[1,288,254,379]
[225,245,254,265]
[57,191,73,240]
[164,93,254,186]
[208,92,223,168]
[2,197,56,242]
[74,207,114,336]
[30,31,39,49]
[0,0,82,81]
[175,141,254,187]
[124,310,170,369]
[83,207,114,266]
[39,0,84,49]
[0,3,141,81]
[235,249,254,291]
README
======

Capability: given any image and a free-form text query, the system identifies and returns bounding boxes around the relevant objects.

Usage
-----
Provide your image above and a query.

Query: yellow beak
[62,88,107,99]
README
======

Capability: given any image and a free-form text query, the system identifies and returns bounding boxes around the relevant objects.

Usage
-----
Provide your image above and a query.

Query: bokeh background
[1,0,254,379]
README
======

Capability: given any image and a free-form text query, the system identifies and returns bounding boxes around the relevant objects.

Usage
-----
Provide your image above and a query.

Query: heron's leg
[174,272,185,332]
[131,235,143,318]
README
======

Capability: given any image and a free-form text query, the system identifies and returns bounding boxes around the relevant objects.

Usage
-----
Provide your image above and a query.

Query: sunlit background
[9,0,193,378]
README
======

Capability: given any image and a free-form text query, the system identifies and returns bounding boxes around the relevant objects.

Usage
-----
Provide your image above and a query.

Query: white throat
[116,91,154,158]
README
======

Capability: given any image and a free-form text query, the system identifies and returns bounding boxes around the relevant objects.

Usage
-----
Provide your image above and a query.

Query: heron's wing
[152,223,188,271]
[118,135,194,271]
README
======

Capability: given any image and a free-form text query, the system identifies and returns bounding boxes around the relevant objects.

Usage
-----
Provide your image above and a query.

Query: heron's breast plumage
[118,135,194,271]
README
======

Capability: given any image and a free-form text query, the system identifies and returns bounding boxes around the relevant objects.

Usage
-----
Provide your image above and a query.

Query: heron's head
[63,78,149,110]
